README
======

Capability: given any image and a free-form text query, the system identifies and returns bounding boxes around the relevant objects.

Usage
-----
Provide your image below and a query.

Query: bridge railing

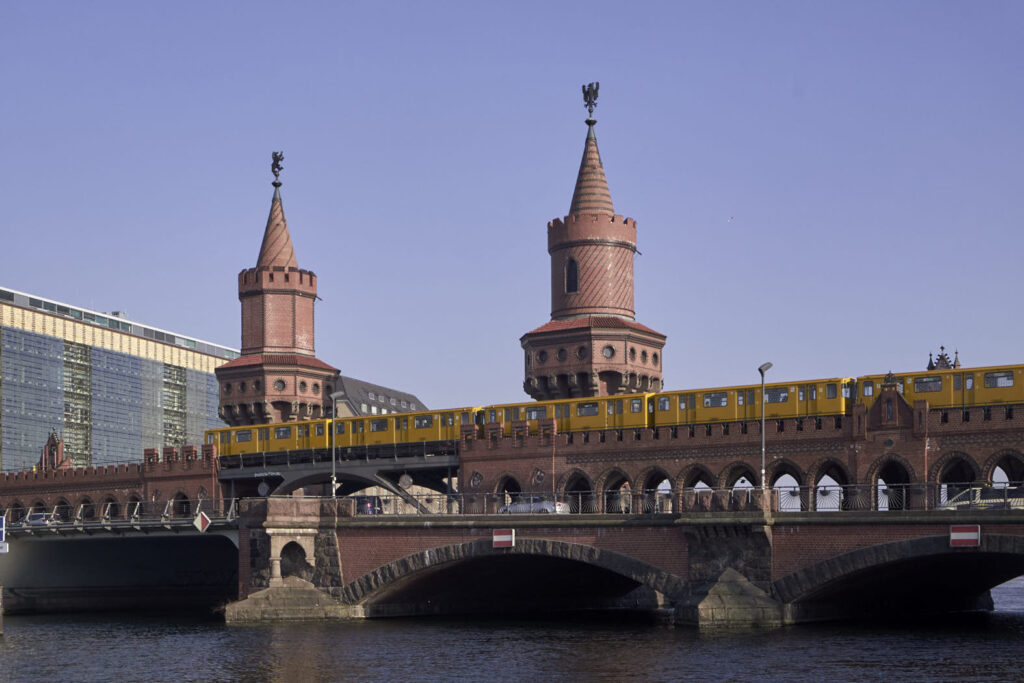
[327,482,1024,516]
[2,497,238,530]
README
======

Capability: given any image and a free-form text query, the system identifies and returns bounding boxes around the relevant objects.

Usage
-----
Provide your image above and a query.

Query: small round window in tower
[253,380,261,391]
[274,380,286,392]
[299,381,308,393]
[313,383,320,394]
[223,383,232,395]
[652,353,659,367]
[602,345,615,359]
[641,351,648,364]
[240,382,247,393]
[576,346,587,360]
[537,350,548,364]
[629,347,637,361]
[556,348,568,362]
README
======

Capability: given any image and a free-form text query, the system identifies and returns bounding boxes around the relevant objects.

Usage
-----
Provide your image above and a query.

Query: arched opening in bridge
[877,460,911,511]
[173,493,191,517]
[603,472,632,513]
[102,496,120,520]
[9,501,25,522]
[939,454,979,505]
[54,498,72,522]
[31,500,46,514]
[814,461,851,511]
[773,474,805,512]
[127,495,142,519]
[680,468,714,512]
[640,470,672,513]
[78,497,96,520]
[725,464,758,511]
[992,451,1024,486]
[496,477,522,510]
[280,541,313,581]
[564,472,595,514]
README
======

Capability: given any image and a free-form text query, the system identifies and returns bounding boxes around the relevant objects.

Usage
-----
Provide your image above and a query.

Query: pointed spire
[927,352,935,371]
[256,152,298,269]
[569,83,614,217]
[953,349,961,369]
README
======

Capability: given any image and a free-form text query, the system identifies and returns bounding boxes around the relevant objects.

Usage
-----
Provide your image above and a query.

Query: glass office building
[0,287,238,472]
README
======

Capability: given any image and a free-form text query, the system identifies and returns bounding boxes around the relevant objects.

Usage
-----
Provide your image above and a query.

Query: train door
[954,372,975,408]
[351,419,366,447]
[296,424,311,450]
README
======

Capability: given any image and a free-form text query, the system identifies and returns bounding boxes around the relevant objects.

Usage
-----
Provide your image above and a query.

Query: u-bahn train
[206,363,1024,457]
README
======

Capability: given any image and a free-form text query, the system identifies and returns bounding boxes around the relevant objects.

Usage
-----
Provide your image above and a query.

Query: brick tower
[520,84,666,400]
[216,153,339,425]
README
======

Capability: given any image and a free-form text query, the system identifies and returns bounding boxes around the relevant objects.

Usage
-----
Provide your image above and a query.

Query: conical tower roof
[568,120,615,217]
[256,182,298,269]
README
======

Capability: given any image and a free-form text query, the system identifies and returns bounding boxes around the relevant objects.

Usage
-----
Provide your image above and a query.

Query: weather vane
[582,81,600,117]
[271,151,284,187]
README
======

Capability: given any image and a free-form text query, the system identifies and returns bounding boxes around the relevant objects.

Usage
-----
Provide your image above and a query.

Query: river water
[3,578,1024,682]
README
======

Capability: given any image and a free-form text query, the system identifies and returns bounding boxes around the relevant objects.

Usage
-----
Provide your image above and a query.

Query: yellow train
[206,364,1024,457]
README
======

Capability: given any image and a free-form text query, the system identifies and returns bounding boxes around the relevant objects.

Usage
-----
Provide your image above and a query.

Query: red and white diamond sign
[493,529,515,548]
[193,511,211,533]
[950,524,980,547]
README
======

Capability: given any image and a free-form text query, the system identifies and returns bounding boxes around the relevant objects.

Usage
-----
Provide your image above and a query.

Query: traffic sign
[492,529,515,548]
[950,524,981,547]
[193,511,211,533]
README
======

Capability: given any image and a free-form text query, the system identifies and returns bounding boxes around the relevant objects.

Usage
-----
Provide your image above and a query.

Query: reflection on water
[2,577,1024,682]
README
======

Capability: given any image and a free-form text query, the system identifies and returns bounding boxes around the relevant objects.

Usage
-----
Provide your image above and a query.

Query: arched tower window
[566,259,579,293]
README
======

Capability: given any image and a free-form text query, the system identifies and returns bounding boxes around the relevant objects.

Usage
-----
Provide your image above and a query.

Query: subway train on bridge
[206,363,1024,457]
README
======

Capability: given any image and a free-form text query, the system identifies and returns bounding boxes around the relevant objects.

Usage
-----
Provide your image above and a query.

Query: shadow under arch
[774,534,1024,622]
[339,538,687,617]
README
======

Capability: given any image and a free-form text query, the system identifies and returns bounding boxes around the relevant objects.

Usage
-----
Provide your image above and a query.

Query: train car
[651,377,854,428]
[481,394,654,437]
[207,419,331,457]
[857,364,1024,411]
[344,407,481,447]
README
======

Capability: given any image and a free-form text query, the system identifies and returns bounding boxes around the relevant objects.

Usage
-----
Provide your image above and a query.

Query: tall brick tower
[520,84,666,400]
[216,153,339,425]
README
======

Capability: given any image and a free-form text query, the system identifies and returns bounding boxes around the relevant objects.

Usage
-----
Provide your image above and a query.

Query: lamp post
[758,362,773,513]
[330,391,346,498]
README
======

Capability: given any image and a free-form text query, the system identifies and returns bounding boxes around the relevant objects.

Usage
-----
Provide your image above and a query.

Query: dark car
[353,495,383,515]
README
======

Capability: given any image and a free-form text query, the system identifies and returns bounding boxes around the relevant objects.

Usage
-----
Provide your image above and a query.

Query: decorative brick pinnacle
[568,121,615,217]
[256,187,299,269]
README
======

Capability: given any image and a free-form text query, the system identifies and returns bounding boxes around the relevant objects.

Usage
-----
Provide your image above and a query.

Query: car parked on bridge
[25,512,55,526]
[498,497,570,514]
[939,485,1024,510]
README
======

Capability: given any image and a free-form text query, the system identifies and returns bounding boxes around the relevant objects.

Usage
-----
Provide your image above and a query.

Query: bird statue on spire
[582,81,599,117]
[271,151,284,188]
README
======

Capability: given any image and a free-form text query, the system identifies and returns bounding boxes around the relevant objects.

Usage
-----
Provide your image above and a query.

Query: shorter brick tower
[520,85,666,400]
[216,154,339,425]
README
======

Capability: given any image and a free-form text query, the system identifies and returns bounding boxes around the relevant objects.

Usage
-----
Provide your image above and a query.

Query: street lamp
[758,362,773,513]
[330,390,346,498]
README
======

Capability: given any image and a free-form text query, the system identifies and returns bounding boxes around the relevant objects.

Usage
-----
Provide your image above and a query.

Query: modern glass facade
[0,290,233,472]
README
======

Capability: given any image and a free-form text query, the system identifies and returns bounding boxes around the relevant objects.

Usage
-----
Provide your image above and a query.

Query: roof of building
[216,353,338,372]
[333,375,428,415]
[256,182,299,269]
[568,119,615,217]
[523,316,665,338]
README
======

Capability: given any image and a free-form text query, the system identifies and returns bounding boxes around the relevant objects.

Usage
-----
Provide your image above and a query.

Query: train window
[679,396,687,411]
[954,376,961,391]
[704,392,728,408]
[914,377,943,393]
[966,376,974,390]
[765,388,789,403]
[897,380,904,394]
[630,399,643,413]
[863,381,874,397]
[335,422,346,434]
[370,419,388,432]
[810,386,817,400]
[461,412,470,425]
[315,424,324,436]
[798,388,804,402]
[274,427,292,439]
[504,408,513,421]
[747,390,755,405]
[259,428,269,441]
[444,413,455,426]
[658,397,671,411]
[236,430,252,443]
[826,383,837,399]
[605,402,613,416]
[219,432,229,444]
[298,425,310,437]
[577,402,600,417]
[414,415,434,429]
[488,410,497,423]
[526,406,547,420]
[513,407,520,420]
[738,392,744,406]
[985,371,1014,388]
[207,434,215,444]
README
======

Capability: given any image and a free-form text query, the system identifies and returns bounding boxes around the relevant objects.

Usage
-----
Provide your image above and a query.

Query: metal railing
[2,497,238,532]
[327,482,1024,517]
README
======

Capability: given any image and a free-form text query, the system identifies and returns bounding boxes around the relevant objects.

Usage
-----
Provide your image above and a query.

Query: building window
[566,258,578,293]
[274,380,286,392]
[537,350,548,364]
[313,383,320,393]
[641,351,648,364]
[602,345,615,359]
[652,353,659,366]
[368,392,375,400]
[629,347,637,361]
[299,381,308,393]
[223,383,232,394]
[556,348,568,361]
[576,346,588,360]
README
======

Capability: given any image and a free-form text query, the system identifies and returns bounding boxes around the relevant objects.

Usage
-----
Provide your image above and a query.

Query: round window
[239,381,246,393]
[253,380,261,391]
[537,350,548,363]
[576,346,587,360]
[223,383,232,394]
[313,383,320,393]
[299,381,308,393]
[602,345,615,359]
[641,350,648,364]
[556,348,568,361]
[652,353,659,367]
[629,347,637,361]
[274,380,286,392]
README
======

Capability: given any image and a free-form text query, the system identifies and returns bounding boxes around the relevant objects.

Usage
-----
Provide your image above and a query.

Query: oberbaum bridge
[2,87,1024,629]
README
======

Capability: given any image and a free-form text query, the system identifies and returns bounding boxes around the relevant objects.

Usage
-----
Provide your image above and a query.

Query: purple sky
[3,1,1022,409]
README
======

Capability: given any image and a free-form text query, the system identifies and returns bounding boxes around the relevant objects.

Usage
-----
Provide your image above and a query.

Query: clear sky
[3,1,1022,409]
